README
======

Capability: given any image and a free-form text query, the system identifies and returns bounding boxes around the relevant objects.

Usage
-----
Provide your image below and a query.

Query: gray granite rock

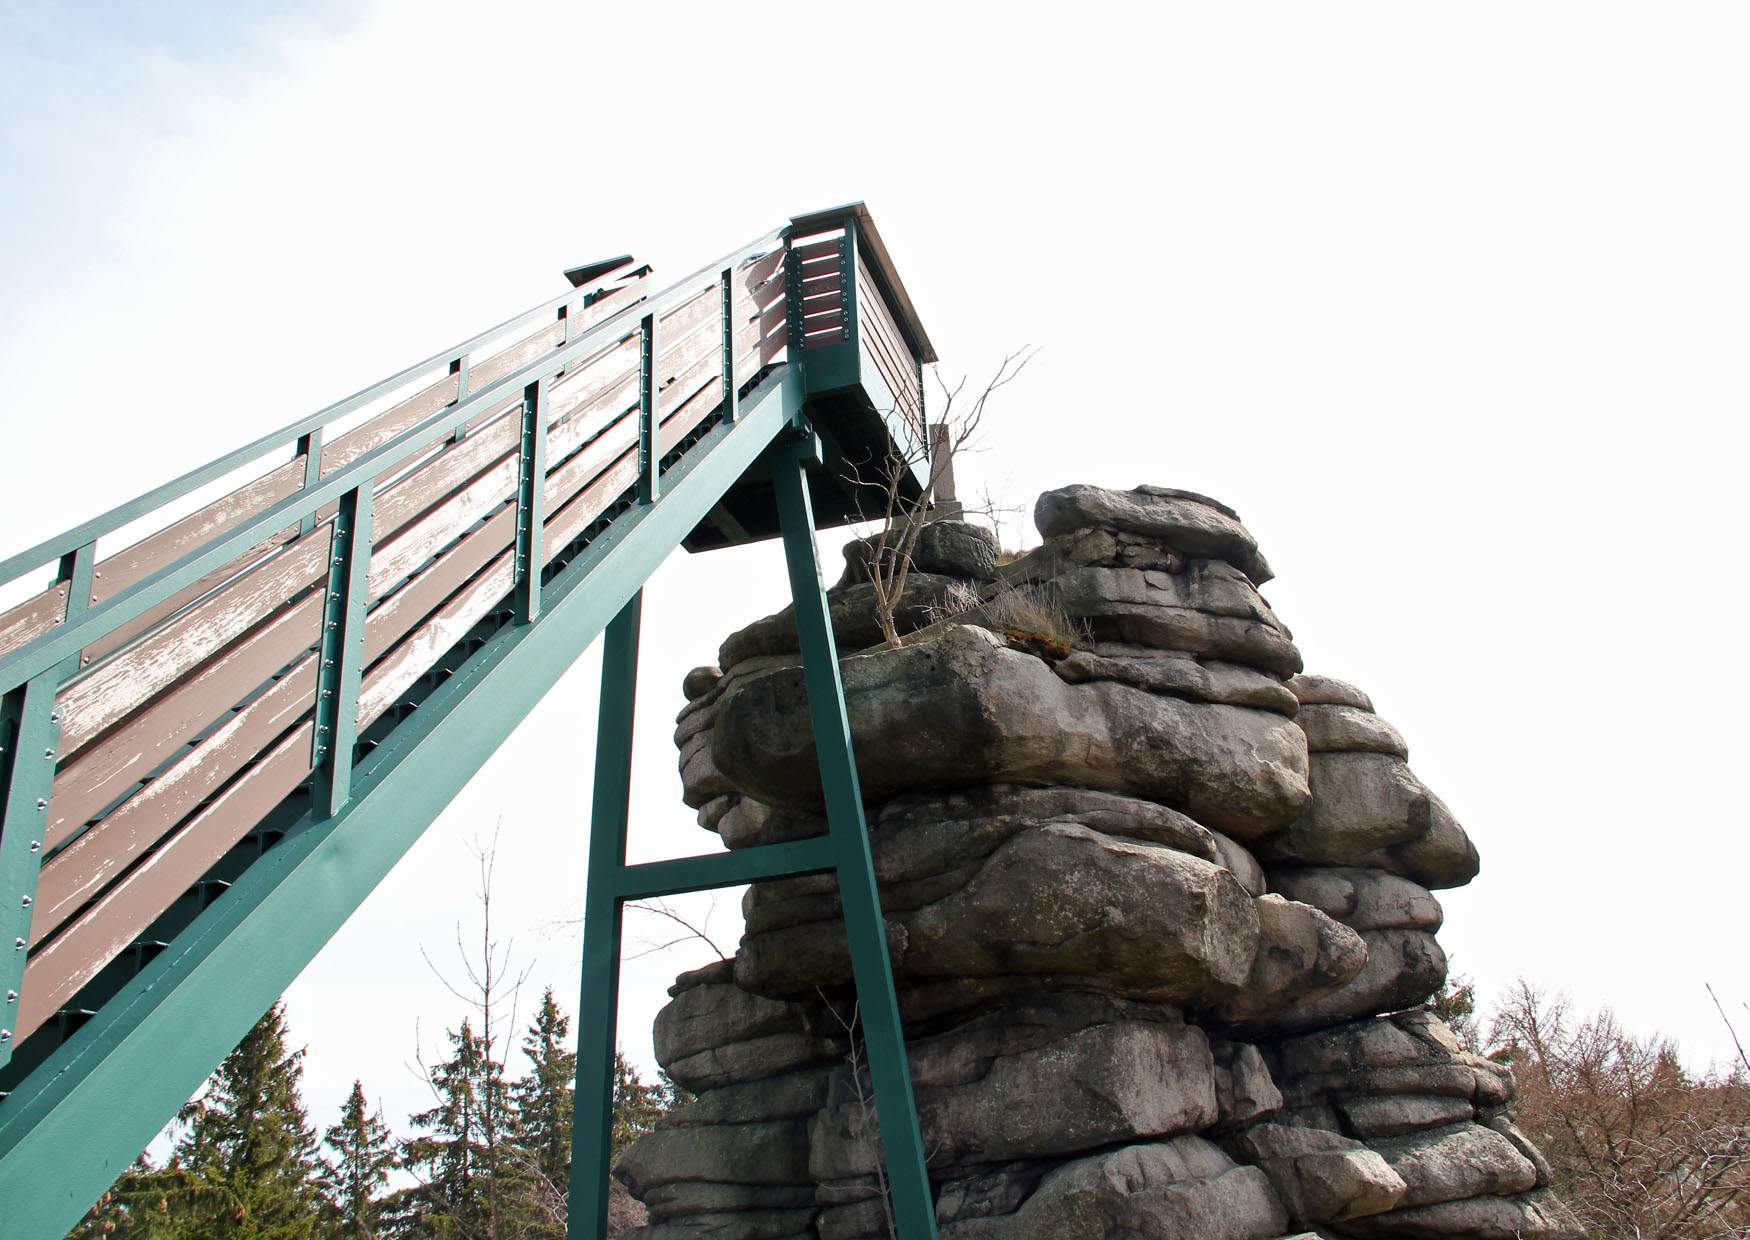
[1225,1122,1405,1224]
[940,1137,1289,1238]
[1034,483,1274,584]
[713,625,1310,840]
[617,484,1570,1237]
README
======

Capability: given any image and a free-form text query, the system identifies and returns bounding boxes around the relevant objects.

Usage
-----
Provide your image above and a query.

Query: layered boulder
[620,496,1576,1238]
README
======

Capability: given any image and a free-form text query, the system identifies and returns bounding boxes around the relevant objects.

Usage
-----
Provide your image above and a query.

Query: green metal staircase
[0,204,942,1237]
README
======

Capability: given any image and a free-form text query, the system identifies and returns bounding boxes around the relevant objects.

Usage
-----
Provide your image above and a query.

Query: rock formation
[619,484,1578,1239]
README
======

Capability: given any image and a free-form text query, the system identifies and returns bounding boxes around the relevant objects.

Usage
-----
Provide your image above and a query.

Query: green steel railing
[0,207,942,1239]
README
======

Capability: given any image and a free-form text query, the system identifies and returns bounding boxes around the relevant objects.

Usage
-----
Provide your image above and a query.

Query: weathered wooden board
[50,285,704,763]
[0,274,649,665]
[15,256,790,1046]
[790,235,844,265]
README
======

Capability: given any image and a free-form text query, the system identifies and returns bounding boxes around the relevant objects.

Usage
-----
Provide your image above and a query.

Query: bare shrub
[848,350,1038,648]
[1488,981,1750,1238]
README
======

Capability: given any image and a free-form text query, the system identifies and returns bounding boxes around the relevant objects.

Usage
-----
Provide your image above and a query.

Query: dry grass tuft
[925,579,1086,657]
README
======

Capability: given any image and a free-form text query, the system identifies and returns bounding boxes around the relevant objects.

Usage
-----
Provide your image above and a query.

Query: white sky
[2,1,1747,1141]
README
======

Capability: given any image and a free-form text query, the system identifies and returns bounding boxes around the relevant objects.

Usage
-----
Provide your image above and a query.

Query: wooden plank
[49,285,686,761]
[33,494,532,944]
[18,294,767,1029]
[39,298,745,902]
[857,265,922,425]
[17,724,316,1043]
[790,235,844,265]
[0,278,651,666]
[800,288,844,318]
[861,304,917,417]
[20,431,664,1034]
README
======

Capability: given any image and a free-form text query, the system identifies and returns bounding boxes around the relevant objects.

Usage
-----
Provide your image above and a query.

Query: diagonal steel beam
[0,366,802,1240]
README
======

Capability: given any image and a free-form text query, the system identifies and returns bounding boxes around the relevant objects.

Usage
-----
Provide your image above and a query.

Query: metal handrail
[0,265,645,591]
[0,224,790,699]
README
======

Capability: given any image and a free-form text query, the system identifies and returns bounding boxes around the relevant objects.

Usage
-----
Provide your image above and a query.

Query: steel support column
[770,436,937,1239]
[568,592,639,1239]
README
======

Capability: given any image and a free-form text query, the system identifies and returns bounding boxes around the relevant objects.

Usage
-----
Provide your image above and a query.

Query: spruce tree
[66,1158,187,1239]
[165,1002,328,1238]
[510,988,575,1191]
[320,1081,397,1237]
[399,1017,510,1236]
[610,1052,664,1157]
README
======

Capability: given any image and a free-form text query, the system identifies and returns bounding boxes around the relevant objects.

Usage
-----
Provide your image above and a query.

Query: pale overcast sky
[2,1,1746,1139]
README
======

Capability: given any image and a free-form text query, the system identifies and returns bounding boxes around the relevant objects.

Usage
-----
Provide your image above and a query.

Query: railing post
[638,312,661,504]
[770,437,939,1239]
[783,235,805,361]
[567,592,640,1240]
[719,267,738,424]
[295,430,323,539]
[310,484,373,819]
[514,378,549,624]
[447,354,473,444]
[840,223,859,348]
[0,541,93,1067]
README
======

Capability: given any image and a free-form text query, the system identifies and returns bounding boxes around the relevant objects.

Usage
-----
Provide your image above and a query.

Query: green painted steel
[771,439,939,1239]
[841,223,860,346]
[567,592,639,1239]
[0,367,803,1238]
[0,226,787,698]
[638,312,660,504]
[295,429,323,538]
[448,353,474,444]
[0,675,59,1069]
[565,436,937,1239]
[615,834,835,900]
[0,541,92,1071]
[0,206,942,1236]
[719,266,739,424]
[0,260,640,593]
[514,377,550,624]
[310,484,374,818]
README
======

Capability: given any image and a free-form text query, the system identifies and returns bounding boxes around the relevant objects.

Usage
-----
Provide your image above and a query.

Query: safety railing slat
[0,230,785,702]
[0,268,648,666]
[9,247,790,1045]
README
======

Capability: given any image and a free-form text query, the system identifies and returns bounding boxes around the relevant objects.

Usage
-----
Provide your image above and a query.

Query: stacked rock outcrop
[619,485,1577,1239]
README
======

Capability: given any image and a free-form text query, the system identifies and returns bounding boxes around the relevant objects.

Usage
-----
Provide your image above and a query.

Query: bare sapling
[850,349,1038,648]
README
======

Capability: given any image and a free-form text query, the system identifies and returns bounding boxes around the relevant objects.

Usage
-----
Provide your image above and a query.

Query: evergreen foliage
[319,1082,397,1238]
[70,986,675,1237]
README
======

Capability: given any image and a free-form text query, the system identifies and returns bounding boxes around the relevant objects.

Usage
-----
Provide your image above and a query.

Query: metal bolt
[5,990,15,1003]
[43,748,53,758]
[49,711,59,723]
[13,938,23,950]
[35,798,46,810]
[0,1030,11,1042]
[19,896,29,908]
[28,841,39,853]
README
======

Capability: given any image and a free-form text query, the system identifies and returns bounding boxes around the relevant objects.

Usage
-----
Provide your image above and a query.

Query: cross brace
[566,439,937,1238]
